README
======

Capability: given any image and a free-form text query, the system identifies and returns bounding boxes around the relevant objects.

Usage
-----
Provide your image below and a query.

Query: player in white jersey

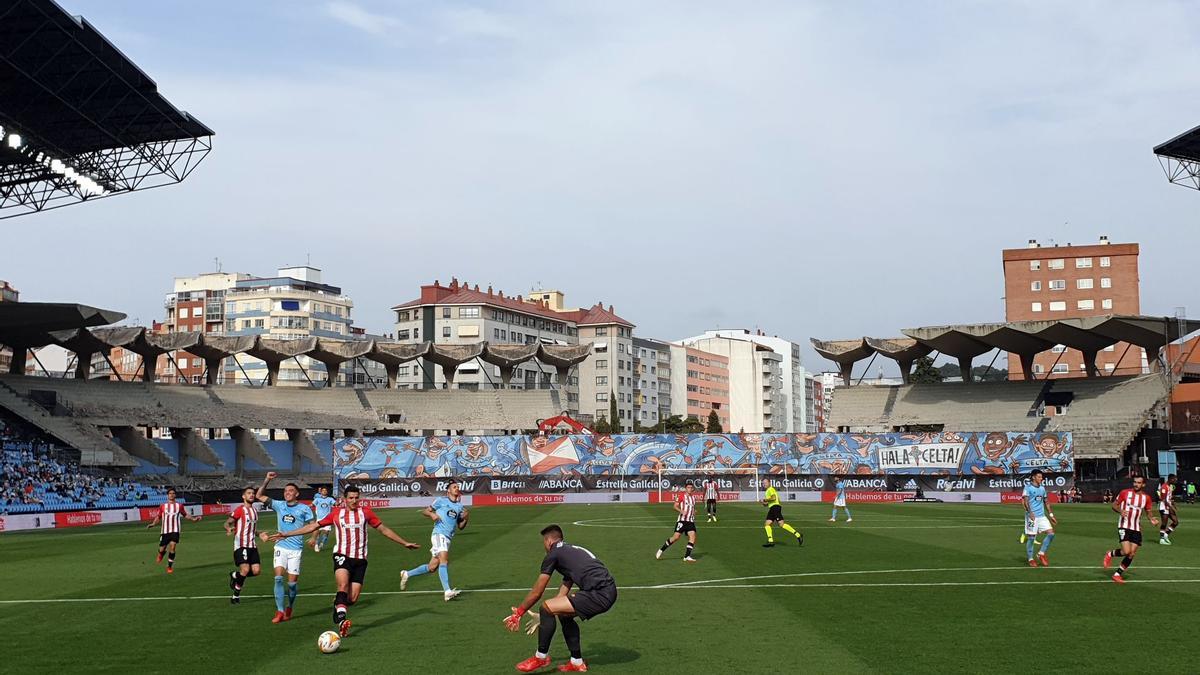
[655,482,699,562]
[225,486,262,604]
[702,475,719,522]
[146,487,200,574]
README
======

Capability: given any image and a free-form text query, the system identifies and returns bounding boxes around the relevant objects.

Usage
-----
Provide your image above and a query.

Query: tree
[609,391,619,433]
[682,415,705,434]
[663,415,687,433]
[910,356,943,384]
[593,416,611,434]
[706,410,722,433]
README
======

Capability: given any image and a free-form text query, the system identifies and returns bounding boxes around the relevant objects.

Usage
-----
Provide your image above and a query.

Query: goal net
[654,465,760,503]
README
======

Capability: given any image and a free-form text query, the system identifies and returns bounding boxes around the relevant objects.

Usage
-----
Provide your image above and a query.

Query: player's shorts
[569,583,617,621]
[1117,528,1143,546]
[674,520,696,534]
[234,547,261,566]
[1159,503,1174,514]
[273,547,303,575]
[333,554,368,585]
[1023,515,1053,536]
[833,496,847,507]
[766,505,784,522]
[431,533,451,556]
[159,533,180,547]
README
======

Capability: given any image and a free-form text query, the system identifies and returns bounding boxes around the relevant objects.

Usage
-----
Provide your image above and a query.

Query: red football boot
[272,611,285,624]
[516,655,552,672]
[1027,559,1037,567]
[1037,552,1049,567]
[1103,551,1113,569]
[284,607,293,621]
[339,619,352,637]
[166,567,174,575]
[156,553,163,564]
[558,661,589,672]
[1111,573,1125,585]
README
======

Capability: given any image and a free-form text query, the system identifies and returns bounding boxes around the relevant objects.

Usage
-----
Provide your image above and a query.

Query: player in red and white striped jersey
[224,487,263,604]
[1158,474,1179,545]
[656,483,699,562]
[145,488,200,574]
[703,475,720,522]
[272,484,420,637]
[1103,476,1160,584]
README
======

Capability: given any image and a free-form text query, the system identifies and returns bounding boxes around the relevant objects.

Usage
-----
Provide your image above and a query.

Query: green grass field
[3,501,1198,673]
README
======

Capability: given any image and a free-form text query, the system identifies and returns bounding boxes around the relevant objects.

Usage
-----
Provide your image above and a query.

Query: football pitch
[3,501,1198,673]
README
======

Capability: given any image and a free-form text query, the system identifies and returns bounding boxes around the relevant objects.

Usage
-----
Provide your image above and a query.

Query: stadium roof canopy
[1153,124,1200,191]
[814,315,1200,385]
[0,301,125,374]
[0,0,213,219]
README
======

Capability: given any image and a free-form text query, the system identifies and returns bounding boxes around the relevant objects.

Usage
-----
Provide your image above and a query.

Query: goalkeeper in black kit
[504,524,618,673]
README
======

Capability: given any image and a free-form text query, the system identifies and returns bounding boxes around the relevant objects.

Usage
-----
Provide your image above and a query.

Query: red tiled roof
[391,280,634,327]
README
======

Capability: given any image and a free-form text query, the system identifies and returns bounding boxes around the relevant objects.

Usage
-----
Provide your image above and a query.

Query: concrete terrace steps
[0,380,135,466]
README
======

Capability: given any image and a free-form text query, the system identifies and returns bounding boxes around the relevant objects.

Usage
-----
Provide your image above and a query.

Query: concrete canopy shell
[1085,316,1200,353]
[863,337,932,384]
[901,326,997,382]
[50,327,133,379]
[246,337,318,385]
[309,339,376,385]
[480,343,541,386]
[187,335,259,384]
[426,343,485,385]
[810,338,873,386]
[90,326,146,348]
[538,343,592,368]
[365,341,431,388]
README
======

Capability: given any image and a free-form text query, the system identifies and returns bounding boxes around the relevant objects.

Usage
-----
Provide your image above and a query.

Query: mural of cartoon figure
[1012,433,1072,473]
[961,432,1028,475]
[577,435,618,474]
[413,436,454,478]
[335,437,367,469]
[620,435,690,475]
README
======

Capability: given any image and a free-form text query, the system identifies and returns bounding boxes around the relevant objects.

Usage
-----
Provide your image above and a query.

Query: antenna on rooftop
[214,257,221,273]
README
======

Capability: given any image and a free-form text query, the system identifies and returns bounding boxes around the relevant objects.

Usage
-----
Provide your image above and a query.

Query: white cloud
[325,1,402,35]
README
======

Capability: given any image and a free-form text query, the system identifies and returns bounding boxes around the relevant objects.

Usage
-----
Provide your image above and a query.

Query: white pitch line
[572,520,1014,530]
[6,566,1200,605]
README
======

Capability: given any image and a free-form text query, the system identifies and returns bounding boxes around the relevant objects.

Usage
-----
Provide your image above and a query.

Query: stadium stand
[1,415,167,513]
[828,373,1171,460]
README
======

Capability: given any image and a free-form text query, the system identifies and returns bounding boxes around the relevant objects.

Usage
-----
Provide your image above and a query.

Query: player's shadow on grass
[352,607,428,636]
[586,643,639,666]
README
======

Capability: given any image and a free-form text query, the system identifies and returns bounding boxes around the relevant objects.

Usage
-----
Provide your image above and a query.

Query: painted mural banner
[333,431,1073,480]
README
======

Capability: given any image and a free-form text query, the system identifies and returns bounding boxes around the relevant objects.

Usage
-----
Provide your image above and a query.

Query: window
[1033,364,1044,374]
[1076,278,1093,289]
[413,328,419,340]
[596,376,607,386]
[1076,257,1093,268]
[1052,363,1069,374]
[398,366,410,376]
[1077,299,1095,310]
[1048,259,1065,269]
[618,343,626,354]
[1030,281,1042,291]
[398,329,411,340]
[460,307,480,318]
[398,310,410,322]
[1051,344,1066,353]
[442,326,451,337]
[1029,260,1041,271]
[594,344,607,354]
[596,392,608,402]
[596,327,608,337]
[1105,363,1115,372]
[1049,301,1066,311]
[1049,280,1066,291]
[1031,302,1043,312]
[442,307,452,318]
[1100,277,1111,288]
[596,359,607,368]
[1100,256,1111,267]
[457,325,480,337]
[178,357,188,368]
[1103,344,1116,352]
[1101,298,1113,310]
[596,410,607,420]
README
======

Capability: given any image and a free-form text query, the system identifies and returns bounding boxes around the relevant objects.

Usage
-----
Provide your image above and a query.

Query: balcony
[229,286,353,306]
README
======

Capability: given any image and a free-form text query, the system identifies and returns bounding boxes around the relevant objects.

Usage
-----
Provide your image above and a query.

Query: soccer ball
[318,630,341,654]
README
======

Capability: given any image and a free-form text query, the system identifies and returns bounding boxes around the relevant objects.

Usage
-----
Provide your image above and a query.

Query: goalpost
[655,466,760,503]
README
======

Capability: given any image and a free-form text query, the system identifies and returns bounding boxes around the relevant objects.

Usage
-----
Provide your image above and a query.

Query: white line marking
[572,518,1014,530]
[5,566,1200,604]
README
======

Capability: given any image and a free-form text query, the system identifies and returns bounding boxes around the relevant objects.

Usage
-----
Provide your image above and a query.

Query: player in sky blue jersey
[829,477,852,523]
[1021,469,1057,567]
[401,480,469,601]
[308,486,338,553]
[256,472,315,623]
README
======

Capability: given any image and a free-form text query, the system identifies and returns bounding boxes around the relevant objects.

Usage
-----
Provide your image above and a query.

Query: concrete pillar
[8,348,26,375]
[74,351,93,380]
[838,362,853,387]
[325,362,340,387]
[1082,349,1099,378]
[385,364,399,389]
[958,356,973,383]
[266,361,280,386]
[205,357,222,385]
[555,366,571,388]
[898,359,914,385]
[1019,353,1036,381]
[142,354,157,382]
[441,364,456,389]
[175,429,190,475]
[500,366,515,388]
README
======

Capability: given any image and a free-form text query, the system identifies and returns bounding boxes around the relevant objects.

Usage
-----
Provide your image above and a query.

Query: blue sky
[9,0,1200,373]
